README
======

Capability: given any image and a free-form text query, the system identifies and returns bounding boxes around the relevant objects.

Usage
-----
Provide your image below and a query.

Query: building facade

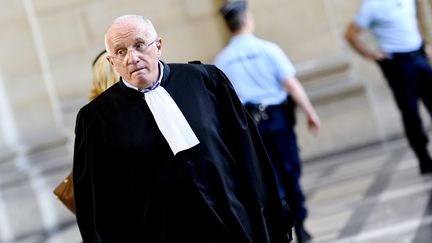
[0,0,431,162]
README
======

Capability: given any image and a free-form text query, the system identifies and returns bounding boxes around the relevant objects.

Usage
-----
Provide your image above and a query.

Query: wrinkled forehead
[106,21,150,48]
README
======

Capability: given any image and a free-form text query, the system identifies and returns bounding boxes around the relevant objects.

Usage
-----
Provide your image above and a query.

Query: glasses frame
[109,38,158,62]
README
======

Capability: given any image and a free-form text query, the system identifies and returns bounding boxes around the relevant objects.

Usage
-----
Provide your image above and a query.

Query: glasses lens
[113,39,157,61]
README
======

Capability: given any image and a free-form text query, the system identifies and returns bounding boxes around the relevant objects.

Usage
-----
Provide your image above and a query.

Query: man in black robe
[73,14,294,243]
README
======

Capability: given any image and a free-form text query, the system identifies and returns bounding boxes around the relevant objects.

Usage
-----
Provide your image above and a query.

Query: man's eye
[135,42,145,50]
[116,50,126,56]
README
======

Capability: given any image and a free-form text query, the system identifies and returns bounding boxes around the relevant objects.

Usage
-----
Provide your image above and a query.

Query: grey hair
[104,15,158,54]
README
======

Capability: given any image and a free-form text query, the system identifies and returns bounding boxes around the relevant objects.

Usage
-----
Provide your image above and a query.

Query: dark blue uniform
[254,101,307,221]
[377,48,432,171]
[355,0,432,172]
[215,33,308,222]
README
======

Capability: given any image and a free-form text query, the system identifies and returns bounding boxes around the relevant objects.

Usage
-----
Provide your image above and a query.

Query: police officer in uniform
[345,0,432,175]
[214,1,321,242]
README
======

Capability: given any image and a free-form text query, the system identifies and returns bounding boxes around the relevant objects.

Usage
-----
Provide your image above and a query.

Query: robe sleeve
[73,105,104,243]
[203,64,294,242]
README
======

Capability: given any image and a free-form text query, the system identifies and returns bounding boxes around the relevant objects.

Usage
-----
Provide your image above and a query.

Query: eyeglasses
[110,39,157,61]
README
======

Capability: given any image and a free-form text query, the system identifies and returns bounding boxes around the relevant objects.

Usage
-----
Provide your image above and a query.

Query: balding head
[104,15,158,54]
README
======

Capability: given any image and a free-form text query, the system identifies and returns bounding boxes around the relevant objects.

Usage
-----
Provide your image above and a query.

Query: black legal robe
[73,62,294,243]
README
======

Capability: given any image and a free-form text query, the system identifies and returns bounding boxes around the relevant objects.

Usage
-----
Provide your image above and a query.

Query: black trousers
[246,101,307,222]
[377,49,432,170]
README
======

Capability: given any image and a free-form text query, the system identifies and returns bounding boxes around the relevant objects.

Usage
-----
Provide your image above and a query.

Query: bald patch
[104,15,157,54]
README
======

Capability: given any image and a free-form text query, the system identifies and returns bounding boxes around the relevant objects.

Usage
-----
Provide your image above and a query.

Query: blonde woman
[89,50,120,100]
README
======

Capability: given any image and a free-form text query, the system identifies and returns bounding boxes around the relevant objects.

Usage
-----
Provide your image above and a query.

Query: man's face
[106,19,162,89]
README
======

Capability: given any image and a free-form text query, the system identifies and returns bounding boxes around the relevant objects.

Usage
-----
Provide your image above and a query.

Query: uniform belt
[390,48,424,59]
[244,103,286,124]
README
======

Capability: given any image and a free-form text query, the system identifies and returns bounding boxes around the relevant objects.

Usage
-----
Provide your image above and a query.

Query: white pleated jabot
[122,62,200,155]
[144,86,200,154]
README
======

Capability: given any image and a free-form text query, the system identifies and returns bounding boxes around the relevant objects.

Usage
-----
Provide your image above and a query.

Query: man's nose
[125,49,140,63]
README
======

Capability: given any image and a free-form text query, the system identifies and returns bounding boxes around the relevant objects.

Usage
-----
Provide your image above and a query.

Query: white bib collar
[122,62,199,155]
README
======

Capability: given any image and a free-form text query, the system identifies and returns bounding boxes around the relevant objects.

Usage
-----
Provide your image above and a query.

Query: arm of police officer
[415,0,432,64]
[283,76,320,135]
[344,22,388,61]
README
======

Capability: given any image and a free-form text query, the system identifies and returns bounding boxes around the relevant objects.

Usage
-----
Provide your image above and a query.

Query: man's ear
[106,55,114,65]
[156,38,163,57]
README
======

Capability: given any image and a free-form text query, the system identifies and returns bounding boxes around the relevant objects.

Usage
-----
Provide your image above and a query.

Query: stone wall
[0,0,430,161]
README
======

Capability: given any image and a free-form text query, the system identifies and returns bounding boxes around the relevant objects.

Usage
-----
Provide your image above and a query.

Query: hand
[369,50,388,61]
[423,43,432,64]
[307,113,321,135]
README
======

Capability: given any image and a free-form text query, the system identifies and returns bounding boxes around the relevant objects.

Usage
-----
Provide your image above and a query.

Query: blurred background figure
[214,1,320,242]
[89,50,120,100]
[345,0,432,175]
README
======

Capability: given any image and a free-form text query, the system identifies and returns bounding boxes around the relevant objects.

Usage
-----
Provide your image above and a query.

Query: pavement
[0,136,431,243]
[301,138,432,243]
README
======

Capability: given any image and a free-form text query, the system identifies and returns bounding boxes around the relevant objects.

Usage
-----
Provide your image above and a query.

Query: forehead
[107,21,150,47]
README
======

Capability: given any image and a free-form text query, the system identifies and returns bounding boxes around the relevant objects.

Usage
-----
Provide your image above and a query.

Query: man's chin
[130,77,153,89]
[130,71,149,82]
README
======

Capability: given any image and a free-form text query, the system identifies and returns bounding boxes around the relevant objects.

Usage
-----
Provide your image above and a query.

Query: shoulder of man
[188,60,202,64]
[168,61,219,75]
[167,61,225,91]
[189,61,222,79]
[77,82,122,123]
[75,102,97,131]
[88,82,120,103]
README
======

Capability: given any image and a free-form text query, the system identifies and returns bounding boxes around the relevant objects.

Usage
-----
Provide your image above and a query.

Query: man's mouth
[131,67,145,75]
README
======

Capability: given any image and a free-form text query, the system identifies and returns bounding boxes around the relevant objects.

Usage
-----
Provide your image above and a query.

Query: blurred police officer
[214,1,321,242]
[345,0,432,175]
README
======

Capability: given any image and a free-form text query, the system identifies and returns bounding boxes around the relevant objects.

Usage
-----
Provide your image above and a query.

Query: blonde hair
[89,51,119,100]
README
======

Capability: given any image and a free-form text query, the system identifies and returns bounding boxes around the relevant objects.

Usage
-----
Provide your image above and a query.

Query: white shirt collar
[122,61,164,93]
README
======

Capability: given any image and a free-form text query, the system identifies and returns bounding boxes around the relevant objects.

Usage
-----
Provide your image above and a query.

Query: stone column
[0,73,17,162]
[0,0,66,154]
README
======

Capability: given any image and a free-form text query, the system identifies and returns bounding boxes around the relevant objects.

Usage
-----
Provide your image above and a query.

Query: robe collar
[116,61,199,154]
[118,61,170,98]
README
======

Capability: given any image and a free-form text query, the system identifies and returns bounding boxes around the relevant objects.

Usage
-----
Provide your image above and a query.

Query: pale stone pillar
[0,73,17,162]
[0,0,66,153]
